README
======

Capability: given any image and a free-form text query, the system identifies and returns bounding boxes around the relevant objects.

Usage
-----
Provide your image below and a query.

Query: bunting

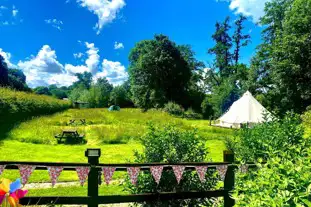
[76,167,90,186]
[240,164,248,173]
[47,166,63,187]
[216,165,228,181]
[18,165,36,185]
[127,167,140,185]
[0,165,5,177]
[102,167,116,185]
[195,166,208,182]
[150,166,164,184]
[172,166,185,184]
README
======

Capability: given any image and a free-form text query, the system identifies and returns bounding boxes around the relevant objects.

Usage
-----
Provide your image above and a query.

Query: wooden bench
[55,129,85,143]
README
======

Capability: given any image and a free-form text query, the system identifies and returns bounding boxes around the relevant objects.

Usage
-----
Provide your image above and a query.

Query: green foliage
[0,87,70,115]
[128,34,193,109]
[124,124,218,206]
[233,112,305,161]
[201,95,214,118]
[163,102,184,116]
[210,79,240,117]
[109,84,133,107]
[0,55,8,86]
[72,72,93,90]
[8,69,30,91]
[34,86,52,95]
[183,108,203,120]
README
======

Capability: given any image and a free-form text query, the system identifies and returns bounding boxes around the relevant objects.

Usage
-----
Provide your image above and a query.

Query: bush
[183,108,203,119]
[163,102,184,116]
[230,112,311,206]
[232,135,311,206]
[0,87,70,115]
[232,112,305,161]
[124,124,218,206]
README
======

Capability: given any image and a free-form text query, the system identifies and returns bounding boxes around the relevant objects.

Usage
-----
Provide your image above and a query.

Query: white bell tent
[214,91,272,128]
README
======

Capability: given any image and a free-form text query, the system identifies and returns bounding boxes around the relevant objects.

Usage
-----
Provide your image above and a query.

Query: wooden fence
[0,149,237,207]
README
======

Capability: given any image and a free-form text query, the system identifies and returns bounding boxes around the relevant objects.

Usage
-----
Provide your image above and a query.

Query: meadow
[1,108,234,196]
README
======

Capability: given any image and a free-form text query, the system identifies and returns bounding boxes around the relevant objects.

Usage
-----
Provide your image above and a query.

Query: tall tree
[73,72,92,90]
[8,69,30,91]
[129,34,192,109]
[208,16,233,78]
[232,15,251,66]
[0,55,8,86]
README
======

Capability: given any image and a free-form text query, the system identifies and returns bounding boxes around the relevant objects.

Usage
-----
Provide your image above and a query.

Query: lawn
[0,108,233,196]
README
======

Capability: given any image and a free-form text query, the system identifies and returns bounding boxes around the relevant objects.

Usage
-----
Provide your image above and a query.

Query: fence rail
[1,149,236,207]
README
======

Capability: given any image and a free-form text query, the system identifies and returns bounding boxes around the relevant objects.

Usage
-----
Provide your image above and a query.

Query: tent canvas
[214,91,272,128]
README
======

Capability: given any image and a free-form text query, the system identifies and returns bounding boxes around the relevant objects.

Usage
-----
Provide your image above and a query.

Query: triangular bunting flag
[18,165,36,185]
[127,167,140,185]
[195,166,207,182]
[150,166,164,184]
[76,167,90,186]
[0,165,5,177]
[172,166,185,184]
[47,166,63,187]
[216,165,228,181]
[239,164,248,173]
[102,167,116,185]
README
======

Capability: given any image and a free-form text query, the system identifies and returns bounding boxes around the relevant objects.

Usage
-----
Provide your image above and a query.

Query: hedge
[0,87,71,116]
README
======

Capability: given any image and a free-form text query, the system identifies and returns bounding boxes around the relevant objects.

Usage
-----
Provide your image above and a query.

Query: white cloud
[228,0,271,23]
[77,0,126,34]
[73,52,84,59]
[5,42,127,87]
[0,48,15,68]
[114,41,124,50]
[65,42,100,74]
[45,19,63,31]
[17,45,78,87]
[0,6,7,10]
[95,59,128,86]
[12,5,18,17]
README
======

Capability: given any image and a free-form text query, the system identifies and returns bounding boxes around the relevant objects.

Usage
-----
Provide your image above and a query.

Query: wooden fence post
[223,150,235,207]
[85,149,101,207]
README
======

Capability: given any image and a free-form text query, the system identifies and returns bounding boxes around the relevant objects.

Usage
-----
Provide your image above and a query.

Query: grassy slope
[1,108,232,196]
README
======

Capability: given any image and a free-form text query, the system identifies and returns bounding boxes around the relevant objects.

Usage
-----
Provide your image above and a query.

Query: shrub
[230,112,311,206]
[124,124,218,206]
[163,102,184,116]
[183,108,203,119]
[0,87,70,115]
[232,137,311,206]
[201,96,214,119]
[232,112,305,161]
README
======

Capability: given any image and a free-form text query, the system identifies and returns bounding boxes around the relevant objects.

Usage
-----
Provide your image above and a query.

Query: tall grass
[6,108,234,145]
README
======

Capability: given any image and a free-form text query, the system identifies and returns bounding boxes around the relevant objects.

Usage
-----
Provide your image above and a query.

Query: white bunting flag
[102,167,116,185]
[195,166,208,182]
[18,165,36,185]
[0,165,5,177]
[216,165,228,181]
[127,167,140,185]
[240,164,248,173]
[150,166,164,184]
[172,166,185,184]
[76,167,90,186]
[47,166,63,187]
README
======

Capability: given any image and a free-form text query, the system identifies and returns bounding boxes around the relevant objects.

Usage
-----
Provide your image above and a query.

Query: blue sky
[0,0,270,88]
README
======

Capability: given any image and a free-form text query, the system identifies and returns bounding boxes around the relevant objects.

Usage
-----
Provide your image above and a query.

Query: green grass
[27,185,126,196]
[0,108,232,194]
[6,108,234,145]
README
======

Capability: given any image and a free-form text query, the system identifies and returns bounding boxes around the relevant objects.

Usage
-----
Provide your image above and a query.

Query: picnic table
[68,119,86,125]
[54,129,85,143]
